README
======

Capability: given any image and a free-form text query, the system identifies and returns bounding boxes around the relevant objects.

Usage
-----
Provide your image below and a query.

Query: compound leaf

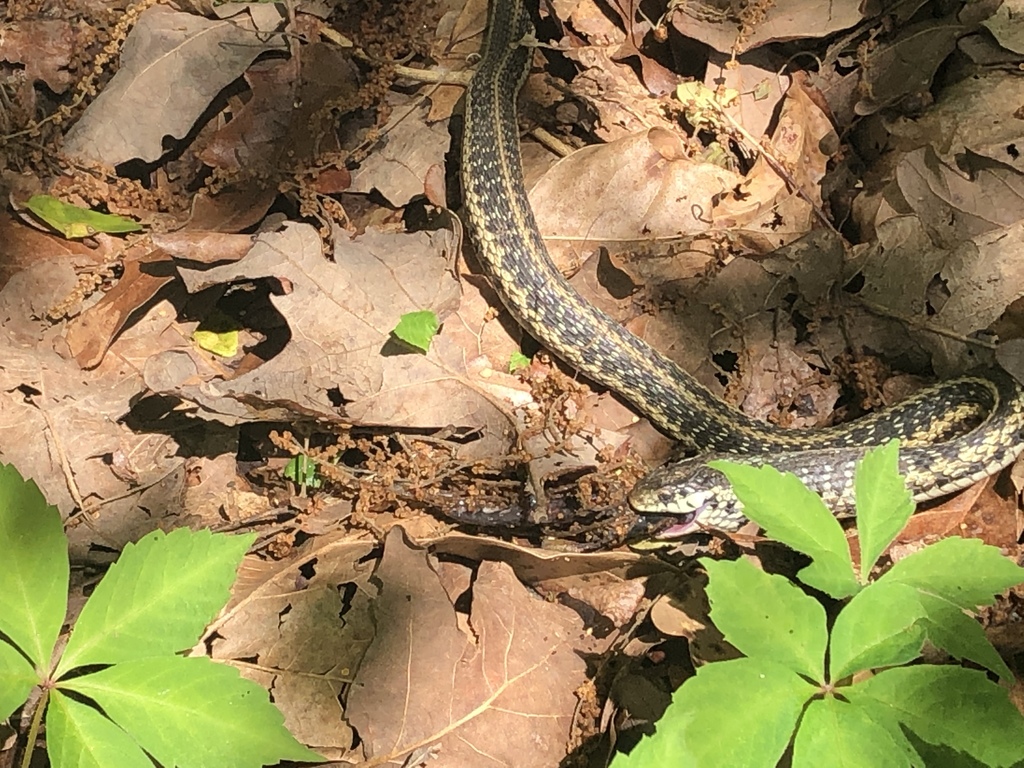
[882,537,1024,610]
[60,656,321,768]
[854,440,913,579]
[829,580,926,681]
[57,528,254,676]
[703,557,826,681]
[710,461,858,599]
[845,666,1024,767]
[47,690,153,768]
[0,462,68,671]
[792,697,916,768]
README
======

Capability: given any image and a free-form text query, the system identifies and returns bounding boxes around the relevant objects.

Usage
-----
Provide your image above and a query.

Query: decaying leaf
[347,528,590,767]
[63,6,286,165]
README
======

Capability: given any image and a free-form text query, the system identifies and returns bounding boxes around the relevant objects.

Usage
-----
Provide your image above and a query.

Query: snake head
[628,456,748,536]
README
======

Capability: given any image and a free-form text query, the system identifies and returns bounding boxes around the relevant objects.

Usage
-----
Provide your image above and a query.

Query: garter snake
[459,0,1024,532]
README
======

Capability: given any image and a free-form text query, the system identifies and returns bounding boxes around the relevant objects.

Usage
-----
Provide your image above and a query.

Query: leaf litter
[2,0,1024,763]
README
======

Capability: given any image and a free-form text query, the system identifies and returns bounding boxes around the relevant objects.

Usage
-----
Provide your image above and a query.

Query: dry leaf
[63,6,286,165]
[347,528,589,766]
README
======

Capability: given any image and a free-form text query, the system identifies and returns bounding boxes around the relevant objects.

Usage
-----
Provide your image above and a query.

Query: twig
[853,297,997,349]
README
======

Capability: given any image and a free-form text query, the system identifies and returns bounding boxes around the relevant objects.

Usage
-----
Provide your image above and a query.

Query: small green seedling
[0,462,321,768]
[25,194,143,239]
[614,440,1024,768]
[284,453,323,490]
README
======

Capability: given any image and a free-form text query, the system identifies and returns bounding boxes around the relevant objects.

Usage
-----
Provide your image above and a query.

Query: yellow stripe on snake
[459,0,1024,534]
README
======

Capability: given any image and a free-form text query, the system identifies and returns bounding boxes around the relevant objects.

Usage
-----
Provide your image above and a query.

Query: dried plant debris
[2,0,1024,760]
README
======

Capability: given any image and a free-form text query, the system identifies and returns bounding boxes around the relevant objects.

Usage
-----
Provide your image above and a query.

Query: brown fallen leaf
[199,43,357,180]
[349,103,452,208]
[346,527,590,767]
[856,20,964,116]
[0,261,188,559]
[164,222,511,456]
[0,19,74,99]
[532,127,742,260]
[204,533,378,754]
[65,248,177,369]
[63,6,286,166]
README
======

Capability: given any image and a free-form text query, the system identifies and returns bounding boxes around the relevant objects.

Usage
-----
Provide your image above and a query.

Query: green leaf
[617,658,816,768]
[0,462,69,671]
[26,194,142,239]
[284,455,321,488]
[56,528,254,676]
[854,440,913,579]
[850,698,926,765]
[915,591,1013,681]
[828,580,925,680]
[907,735,991,767]
[846,666,1024,767]
[791,697,916,768]
[703,557,827,681]
[710,461,859,599]
[192,310,242,357]
[193,328,239,357]
[60,656,322,767]
[883,536,1024,609]
[47,690,154,768]
[0,640,38,721]
[508,350,530,373]
[391,310,440,353]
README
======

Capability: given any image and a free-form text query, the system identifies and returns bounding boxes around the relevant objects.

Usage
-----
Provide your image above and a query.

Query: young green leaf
[854,440,913,579]
[48,691,154,768]
[0,641,38,721]
[709,461,859,599]
[828,580,925,681]
[25,194,142,239]
[882,536,1024,609]
[703,557,827,681]
[914,591,1013,681]
[0,462,69,671]
[508,350,530,373]
[791,697,917,768]
[618,658,816,768]
[193,328,239,357]
[60,656,322,767]
[56,528,255,676]
[845,666,1024,767]
[391,310,440,353]
[284,454,322,489]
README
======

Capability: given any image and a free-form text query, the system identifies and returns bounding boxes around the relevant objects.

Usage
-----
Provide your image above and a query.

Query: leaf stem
[20,687,49,768]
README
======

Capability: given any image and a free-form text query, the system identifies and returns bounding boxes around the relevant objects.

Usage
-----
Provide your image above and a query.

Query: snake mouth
[654,516,700,538]
[629,485,713,538]
[630,500,711,539]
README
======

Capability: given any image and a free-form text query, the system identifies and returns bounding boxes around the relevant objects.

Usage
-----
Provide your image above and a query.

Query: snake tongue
[634,506,704,539]
[652,512,701,538]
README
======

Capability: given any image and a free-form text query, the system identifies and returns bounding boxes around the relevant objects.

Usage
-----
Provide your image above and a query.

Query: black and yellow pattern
[460,0,1024,530]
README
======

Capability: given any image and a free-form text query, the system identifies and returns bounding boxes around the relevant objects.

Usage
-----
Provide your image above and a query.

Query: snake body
[460,0,1024,532]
